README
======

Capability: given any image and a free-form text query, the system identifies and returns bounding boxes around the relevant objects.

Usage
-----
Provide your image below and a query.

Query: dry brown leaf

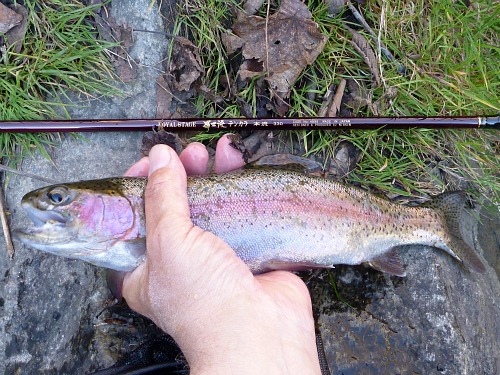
[0,3,22,34]
[326,0,366,14]
[347,26,380,87]
[344,78,372,111]
[141,131,183,157]
[156,74,174,118]
[223,0,327,99]
[94,14,137,82]
[239,58,265,80]
[169,36,204,92]
[243,0,264,15]
[324,0,347,15]
[329,140,362,178]
[5,4,28,54]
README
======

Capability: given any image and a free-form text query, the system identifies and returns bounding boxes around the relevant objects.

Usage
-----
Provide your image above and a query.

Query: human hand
[123,136,321,374]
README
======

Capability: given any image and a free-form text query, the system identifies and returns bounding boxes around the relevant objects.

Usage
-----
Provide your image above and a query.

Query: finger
[145,145,193,258]
[124,157,150,177]
[122,262,151,316]
[180,142,209,176]
[214,134,246,173]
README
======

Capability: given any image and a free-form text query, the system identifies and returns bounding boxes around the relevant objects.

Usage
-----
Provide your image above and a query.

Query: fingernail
[149,145,171,176]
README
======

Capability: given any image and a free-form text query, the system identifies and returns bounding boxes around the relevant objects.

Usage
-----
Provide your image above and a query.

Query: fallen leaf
[156,74,174,118]
[243,0,264,15]
[141,131,183,157]
[169,36,204,92]
[5,4,28,54]
[325,0,347,15]
[239,58,265,80]
[88,0,104,14]
[223,0,327,100]
[329,140,362,178]
[94,14,137,82]
[378,158,388,172]
[344,78,372,111]
[325,0,366,14]
[154,37,206,118]
[346,26,380,86]
[371,86,397,115]
[0,3,22,34]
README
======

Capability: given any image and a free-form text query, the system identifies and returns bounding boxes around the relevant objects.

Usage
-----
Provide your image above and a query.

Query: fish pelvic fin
[424,191,486,273]
[368,248,406,277]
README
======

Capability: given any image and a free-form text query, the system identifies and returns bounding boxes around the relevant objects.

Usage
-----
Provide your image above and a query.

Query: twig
[264,0,271,76]
[328,79,347,117]
[0,182,14,258]
[0,164,60,184]
[346,0,407,75]
[318,86,333,117]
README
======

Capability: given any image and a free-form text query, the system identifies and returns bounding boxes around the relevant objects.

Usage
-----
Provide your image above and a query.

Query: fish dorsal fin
[247,154,325,175]
[423,191,486,273]
[368,248,406,277]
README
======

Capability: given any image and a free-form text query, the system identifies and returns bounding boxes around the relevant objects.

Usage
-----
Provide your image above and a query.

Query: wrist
[176,305,321,375]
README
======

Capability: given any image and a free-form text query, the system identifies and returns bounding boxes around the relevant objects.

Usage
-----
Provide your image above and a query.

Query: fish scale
[15,168,486,275]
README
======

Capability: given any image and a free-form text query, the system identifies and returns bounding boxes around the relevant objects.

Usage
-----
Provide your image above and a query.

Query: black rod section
[0,116,498,132]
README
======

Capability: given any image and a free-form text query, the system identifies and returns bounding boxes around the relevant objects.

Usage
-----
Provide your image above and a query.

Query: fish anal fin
[261,258,332,272]
[368,249,406,277]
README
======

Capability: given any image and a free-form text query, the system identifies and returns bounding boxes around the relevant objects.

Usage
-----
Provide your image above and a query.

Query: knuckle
[144,177,169,201]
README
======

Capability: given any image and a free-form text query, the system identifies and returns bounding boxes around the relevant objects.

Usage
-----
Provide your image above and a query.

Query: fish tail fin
[424,191,486,273]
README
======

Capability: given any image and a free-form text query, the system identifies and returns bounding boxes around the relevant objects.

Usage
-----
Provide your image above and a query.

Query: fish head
[14,179,146,269]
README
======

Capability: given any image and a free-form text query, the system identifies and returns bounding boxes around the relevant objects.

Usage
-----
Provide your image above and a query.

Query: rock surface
[0,0,499,374]
[311,246,499,374]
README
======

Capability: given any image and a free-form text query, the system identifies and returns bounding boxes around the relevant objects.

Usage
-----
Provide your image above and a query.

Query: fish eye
[47,187,70,205]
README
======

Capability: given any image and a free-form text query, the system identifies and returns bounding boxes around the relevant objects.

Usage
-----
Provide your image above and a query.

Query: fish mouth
[22,202,67,227]
[14,221,73,242]
[14,204,72,247]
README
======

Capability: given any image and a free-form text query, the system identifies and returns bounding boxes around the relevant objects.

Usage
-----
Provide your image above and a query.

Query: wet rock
[0,132,148,373]
[0,0,173,373]
[311,241,499,374]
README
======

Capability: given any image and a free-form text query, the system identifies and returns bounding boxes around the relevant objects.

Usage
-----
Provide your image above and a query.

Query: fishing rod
[0,115,498,132]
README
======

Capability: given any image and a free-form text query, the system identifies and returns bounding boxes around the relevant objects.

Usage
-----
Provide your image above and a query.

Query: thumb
[145,145,193,260]
[123,145,192,314]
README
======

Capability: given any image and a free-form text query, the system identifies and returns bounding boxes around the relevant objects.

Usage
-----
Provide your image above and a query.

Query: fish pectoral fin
[261,258,332,272]
[367,248,406,277]
[109,238,146,258]
[106,270,126,300]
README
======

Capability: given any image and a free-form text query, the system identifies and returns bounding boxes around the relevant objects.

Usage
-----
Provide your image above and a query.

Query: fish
[14,164,486,276]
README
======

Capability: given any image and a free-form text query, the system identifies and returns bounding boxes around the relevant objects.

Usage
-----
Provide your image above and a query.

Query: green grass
[175,0,499,203]
[0,0,117,161]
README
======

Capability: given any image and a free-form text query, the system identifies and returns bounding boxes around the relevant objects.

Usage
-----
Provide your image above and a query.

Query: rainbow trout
[14,167,486,276]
